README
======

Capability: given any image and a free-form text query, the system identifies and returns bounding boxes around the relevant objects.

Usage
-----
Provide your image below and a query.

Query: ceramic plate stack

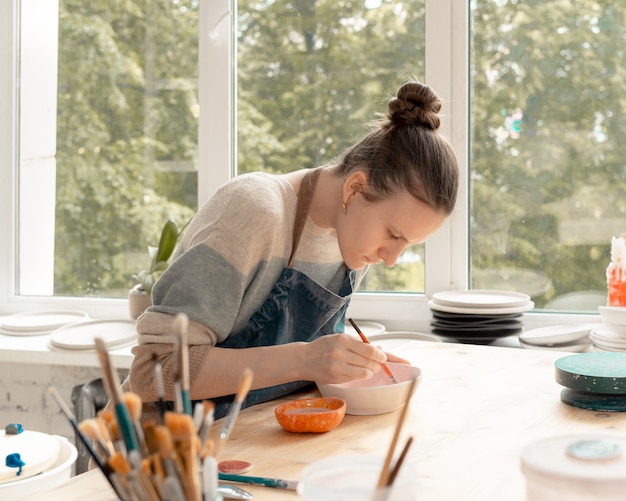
[429,290,534,344]
[591,306,626,352]
[0,310,89,336]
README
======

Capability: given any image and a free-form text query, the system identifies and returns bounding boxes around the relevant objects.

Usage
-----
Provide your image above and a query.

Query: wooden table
[26,340,626,500]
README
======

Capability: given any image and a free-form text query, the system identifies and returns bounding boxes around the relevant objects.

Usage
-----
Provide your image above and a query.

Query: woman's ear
[342,170,368,206]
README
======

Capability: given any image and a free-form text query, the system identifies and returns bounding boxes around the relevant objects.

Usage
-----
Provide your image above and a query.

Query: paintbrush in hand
[349,318,398,384]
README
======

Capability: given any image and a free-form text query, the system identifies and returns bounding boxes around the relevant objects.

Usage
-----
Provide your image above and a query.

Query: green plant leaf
[154,219,179,264]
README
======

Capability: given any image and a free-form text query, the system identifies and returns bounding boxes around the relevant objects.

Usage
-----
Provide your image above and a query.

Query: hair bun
[387,81,442,130]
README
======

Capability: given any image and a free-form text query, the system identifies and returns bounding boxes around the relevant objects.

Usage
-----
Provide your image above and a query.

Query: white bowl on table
[317,362,421,415]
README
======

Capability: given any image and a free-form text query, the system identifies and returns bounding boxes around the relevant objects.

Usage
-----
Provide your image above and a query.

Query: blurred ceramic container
[317,362,421,415]
[297,454,419,501]
[521,434,626,501]
[0,435,77,499]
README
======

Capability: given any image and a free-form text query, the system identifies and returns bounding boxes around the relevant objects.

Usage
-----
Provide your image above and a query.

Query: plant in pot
[128,218,185,319]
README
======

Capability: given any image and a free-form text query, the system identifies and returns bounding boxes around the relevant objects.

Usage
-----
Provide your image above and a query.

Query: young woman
[128,80,459,418]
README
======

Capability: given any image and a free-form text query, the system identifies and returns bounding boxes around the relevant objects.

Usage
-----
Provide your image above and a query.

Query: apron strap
[288,168,322,267]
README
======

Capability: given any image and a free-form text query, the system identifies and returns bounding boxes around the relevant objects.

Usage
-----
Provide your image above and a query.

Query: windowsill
[0,301,604,370]
[0,330,134,369]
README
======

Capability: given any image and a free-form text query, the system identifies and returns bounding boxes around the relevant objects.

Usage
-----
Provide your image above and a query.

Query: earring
[341,192,353,214]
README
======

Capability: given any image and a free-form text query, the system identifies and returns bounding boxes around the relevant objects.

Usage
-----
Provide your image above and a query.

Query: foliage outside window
[14,0,626,313]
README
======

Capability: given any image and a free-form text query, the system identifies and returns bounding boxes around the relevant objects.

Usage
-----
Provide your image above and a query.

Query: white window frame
[0,0,593,330]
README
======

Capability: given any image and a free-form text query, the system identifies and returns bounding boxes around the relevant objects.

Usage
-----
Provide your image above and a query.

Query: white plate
[602,321,626,337]
[428,299,534,315]
[0,310,89,335]
[344,320,386,337]
[432,290,531,308]
[589,337,626,351]
[592,339,626,352]
[50,319,137,350]
[589,327,626,348]
[520,338,590,353]
[519,324,594,347]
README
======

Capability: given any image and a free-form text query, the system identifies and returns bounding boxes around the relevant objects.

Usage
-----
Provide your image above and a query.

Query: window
[1,0,614,328]
[469,0,625,313]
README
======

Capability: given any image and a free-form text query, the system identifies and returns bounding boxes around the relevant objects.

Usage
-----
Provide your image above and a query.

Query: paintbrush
[154,424,186,500]
[166,411,201,501]
[375,375,419,489]
[78,418,115,459]
[214,368,253,458]
[48,386,126,500]
[94,337,140,455]
[218,473,299,490]
[386,435,413,486]
[124,391,149,459]
[198,400,215,446]
[173,313,193,415]
[152,354,167,424]
[349,318,399,384]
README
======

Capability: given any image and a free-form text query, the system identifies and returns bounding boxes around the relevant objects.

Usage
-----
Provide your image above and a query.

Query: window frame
[0,0,596,330]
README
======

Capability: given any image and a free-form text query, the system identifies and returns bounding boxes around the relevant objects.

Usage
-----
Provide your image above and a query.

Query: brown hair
[336,81,459,215]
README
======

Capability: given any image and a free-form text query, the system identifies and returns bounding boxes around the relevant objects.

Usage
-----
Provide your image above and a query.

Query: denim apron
[210,168,356,419]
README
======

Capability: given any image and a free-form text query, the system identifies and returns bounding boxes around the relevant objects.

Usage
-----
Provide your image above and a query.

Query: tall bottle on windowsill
[607,235,626,307]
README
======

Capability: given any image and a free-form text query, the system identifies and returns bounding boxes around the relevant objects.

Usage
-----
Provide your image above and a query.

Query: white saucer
[520,338,590,353]
[519,324,594,347]
[432,290,531,308]
[49,318,137,350]
[428,299,534,315]
[0,310,89,336]
[589,327,626,350]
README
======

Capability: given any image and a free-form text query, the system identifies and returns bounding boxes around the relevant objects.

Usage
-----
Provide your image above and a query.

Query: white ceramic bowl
[599,306,626,327]
[317,362,421,415]
[0,435,77,499]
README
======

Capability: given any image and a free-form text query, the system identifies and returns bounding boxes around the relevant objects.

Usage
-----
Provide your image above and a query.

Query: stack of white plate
[0,310,89,336]
[429,290,534,344]
[591,306,626,352]
[519,324,593,352]
[48,318,137,351]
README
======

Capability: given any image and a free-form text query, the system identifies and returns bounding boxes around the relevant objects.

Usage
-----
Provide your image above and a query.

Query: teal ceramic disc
[555,352,626,394]
[561,388,626,412]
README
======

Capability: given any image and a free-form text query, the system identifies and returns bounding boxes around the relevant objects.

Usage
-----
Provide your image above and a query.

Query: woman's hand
[299,333,391,385]
[380,349,410,365]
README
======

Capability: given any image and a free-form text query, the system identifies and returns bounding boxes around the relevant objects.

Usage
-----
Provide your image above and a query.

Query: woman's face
[336,173,448,271]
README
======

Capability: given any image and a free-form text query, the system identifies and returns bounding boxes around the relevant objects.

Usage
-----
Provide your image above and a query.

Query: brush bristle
[165,411,195,441]
[78,419,101,440]
[236,368,254,403]
[202,400,215,415]
[123,392,143,421]
[154,425,175,459]
[108,451,131,475]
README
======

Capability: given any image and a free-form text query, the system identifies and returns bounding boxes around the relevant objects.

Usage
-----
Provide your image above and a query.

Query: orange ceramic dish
[274,397,347,433]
